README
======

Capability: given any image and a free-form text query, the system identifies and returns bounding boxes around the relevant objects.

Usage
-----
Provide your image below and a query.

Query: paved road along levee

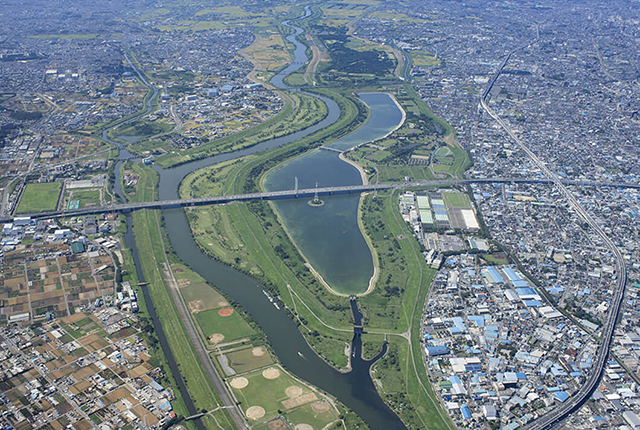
[4,177,640,224]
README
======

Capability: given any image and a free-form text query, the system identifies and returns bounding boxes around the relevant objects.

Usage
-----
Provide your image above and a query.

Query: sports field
[182,282,228,312]
[443,192,470,208]
[229,365,339,428]
[225,346,273,374]
[16,182,62,213]
[194,308,255,345]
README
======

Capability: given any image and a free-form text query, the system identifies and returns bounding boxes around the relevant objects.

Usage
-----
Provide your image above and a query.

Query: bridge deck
[4,178,638,223]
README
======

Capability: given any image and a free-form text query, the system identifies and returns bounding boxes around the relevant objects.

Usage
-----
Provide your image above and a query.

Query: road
[1,333,98,429]
[480,47,627,429]
[157,215,249,430]
[5,177,639,223]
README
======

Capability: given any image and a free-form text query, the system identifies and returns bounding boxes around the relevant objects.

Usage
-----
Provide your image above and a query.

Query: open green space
[156,91,328,168]
[69,189,102,208]
[113,119,172,138]
[317,34,396,77]
[345,84,470,182]
[442,192,470,208]
[409,51,441,67]
[182,159,454,429]
[16,182,62,213]
[230,365,338,428]
[194,309,255,343]
[285,402,340,430]
[183,205,262,276]
[126,163,235,429]
[224,347,274,374]
[118,7,466,427]
[181,282,227,311]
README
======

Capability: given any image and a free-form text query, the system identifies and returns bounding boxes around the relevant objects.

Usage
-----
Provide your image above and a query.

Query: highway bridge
[3,177,638,224]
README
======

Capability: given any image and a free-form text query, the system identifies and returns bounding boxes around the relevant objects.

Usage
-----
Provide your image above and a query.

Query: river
[118,7,409,430]
[263,92,403,295]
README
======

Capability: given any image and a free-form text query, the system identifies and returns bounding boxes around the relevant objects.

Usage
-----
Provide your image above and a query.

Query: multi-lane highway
[481,65,627,428]
[4,177,639,224]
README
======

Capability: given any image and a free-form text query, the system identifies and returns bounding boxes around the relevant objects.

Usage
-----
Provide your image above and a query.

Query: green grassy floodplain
[16,182,62,213]
[156,91,328,168]
[180,119,456,430]
[126,162,352,429]
[127,163,237,429]
[194,309,255,342]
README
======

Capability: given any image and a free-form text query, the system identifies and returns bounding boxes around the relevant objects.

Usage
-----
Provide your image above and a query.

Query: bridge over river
[5,177,638,223]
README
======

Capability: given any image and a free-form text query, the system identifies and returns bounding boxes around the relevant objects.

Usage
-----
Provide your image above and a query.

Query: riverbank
[121,164,236,430]
[145,7,460,430]
[264,93,403,296]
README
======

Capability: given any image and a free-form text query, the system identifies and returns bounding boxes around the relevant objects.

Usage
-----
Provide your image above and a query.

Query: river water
[263,93,403,294]
[117,7,408,430]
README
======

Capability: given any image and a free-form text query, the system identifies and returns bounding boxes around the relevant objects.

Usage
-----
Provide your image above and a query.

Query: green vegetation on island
[155,91,329,168]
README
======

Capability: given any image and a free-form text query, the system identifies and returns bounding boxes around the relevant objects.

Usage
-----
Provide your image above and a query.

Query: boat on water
[263,289,280,310]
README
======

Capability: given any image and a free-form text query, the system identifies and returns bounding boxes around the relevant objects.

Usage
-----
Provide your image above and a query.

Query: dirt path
[303,34,328,85]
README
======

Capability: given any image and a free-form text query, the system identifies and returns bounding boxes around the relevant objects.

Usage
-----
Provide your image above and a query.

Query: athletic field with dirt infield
[194,307,255,345]
[224,346,274,374]
[228,365,339,430]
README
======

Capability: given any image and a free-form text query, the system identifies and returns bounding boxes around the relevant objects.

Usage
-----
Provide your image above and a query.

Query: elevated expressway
[480,46,627,429]
[3,177,638,224]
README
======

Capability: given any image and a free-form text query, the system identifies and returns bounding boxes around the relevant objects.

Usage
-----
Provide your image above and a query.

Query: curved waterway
[264,93,403,294]
[116,7,408,430]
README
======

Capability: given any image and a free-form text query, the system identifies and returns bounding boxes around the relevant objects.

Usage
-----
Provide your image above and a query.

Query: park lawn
[481,253,510,265]
[16,182,62,213]
[410,51,441,67]
[432,164,452,173]
[443,192,470,208]
[434,155,454,164]
[181,283,227,311]
[72,189,102,208]
[285,402,339,429]
[225,347,274,374]
[194,308,255,342]
[231,366,314,420]
[434,147,451,157]
[376,165,434,183]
